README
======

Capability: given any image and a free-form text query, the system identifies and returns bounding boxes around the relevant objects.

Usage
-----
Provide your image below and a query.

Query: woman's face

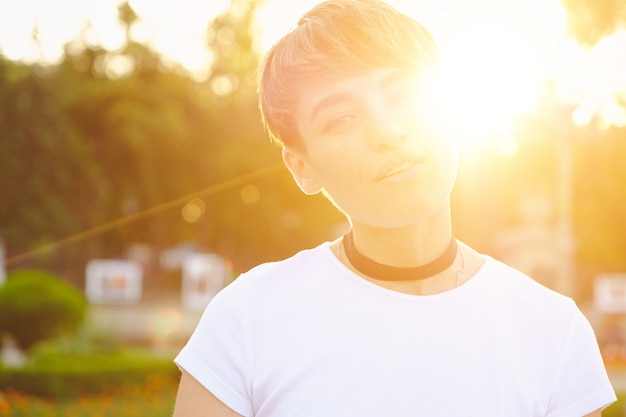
[283,67,458,230]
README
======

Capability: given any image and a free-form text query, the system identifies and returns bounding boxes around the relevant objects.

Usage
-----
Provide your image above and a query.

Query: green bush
[0,348,179,398]
[0,269,86,351]
[604,394,625,417]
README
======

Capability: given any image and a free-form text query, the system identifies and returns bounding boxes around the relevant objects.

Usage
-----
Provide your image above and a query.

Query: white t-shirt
[175,242,616,417]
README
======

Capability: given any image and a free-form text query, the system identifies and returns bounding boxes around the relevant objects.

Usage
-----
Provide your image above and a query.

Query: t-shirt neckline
[319,240,492,303]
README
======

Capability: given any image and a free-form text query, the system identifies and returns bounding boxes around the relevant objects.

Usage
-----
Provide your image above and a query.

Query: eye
[324,113,357,133]
[385,76,423,105]
[389,83,421,105]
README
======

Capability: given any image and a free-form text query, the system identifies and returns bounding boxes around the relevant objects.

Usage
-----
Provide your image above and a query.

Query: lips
[373,156,425,182]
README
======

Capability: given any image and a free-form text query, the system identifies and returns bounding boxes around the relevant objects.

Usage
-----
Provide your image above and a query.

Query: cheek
[438,143,459,191]
[307,135,364,174]
[416,134,458,191]
[315,155,362,188]
[308,149,366,203]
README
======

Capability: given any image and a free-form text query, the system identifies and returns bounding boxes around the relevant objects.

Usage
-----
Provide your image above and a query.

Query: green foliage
[0,347,178,398]
[0,269,86,351]
[0,0,345,277]
[0,58,100,251]
[603,393,626,417]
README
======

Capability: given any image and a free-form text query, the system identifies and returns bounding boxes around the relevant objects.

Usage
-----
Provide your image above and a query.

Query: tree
[573,124,626,280]
[187,0,345,271]
[1,0,343,278]
[561,0,626,46]
[0,58,101,252]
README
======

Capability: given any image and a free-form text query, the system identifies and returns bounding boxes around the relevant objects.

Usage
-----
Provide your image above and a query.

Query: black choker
[342,232,458,281]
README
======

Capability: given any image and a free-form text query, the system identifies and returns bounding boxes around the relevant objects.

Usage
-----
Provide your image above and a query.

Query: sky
[0,0,625,150]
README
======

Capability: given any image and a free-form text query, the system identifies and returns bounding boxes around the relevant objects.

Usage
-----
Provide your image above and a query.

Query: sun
[390,0,569,156]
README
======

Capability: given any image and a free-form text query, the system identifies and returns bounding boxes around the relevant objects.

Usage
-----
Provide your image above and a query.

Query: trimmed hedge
[0,269,86,350]
[0,349,179,398]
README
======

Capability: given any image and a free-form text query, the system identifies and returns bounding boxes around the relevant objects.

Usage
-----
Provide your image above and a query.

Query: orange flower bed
[0,375,177,417]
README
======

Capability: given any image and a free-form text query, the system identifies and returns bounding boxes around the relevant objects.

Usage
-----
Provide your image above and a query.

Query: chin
[352,200,450,230]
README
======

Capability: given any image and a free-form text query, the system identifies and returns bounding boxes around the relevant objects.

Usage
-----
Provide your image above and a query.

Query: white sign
[594,273,626,314]
[160,244,196,269]
[182,253,227,310]
[86,259,143,304]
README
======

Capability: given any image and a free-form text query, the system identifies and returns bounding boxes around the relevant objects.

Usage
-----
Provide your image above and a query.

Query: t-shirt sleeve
[546,301,616,417]
[174,282,254,417]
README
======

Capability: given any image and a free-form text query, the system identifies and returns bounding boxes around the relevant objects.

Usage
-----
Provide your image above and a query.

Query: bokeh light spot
[240,184,260,205]
[182,198,206,223]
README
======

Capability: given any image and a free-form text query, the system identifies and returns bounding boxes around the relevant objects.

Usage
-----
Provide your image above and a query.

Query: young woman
[173,1,615,415]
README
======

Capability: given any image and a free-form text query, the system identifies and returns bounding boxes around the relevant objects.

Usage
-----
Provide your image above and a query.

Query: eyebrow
[309,92,353,124]
[308,69,418,123]
[380,69,417,89]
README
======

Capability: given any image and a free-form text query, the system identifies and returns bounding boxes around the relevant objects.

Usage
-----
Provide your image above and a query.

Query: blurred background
[0,0,624,415]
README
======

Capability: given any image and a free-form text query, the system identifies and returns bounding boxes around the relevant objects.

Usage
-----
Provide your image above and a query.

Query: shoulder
[472,257,598,362]
[476,256,577,320]
[215,242,334,303]
[481,256,569,297]
[247,241,331,276]
[241,242,331,283]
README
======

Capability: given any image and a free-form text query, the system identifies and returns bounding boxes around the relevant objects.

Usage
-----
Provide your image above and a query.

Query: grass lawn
[0,374,177,417]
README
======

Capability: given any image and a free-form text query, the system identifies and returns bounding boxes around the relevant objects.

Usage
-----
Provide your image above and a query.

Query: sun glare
[555,31,626,130]
[258,0,625,156]
[393,0,626,149]
[128,0,229,80]
[390,0,569,155]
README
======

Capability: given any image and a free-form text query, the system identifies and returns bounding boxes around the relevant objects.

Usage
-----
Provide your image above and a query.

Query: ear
[282,146,323,195]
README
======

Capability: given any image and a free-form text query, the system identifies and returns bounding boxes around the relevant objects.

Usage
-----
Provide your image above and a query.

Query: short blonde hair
[257,0,440,148]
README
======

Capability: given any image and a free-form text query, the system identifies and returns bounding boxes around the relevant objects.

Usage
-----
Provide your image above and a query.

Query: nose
[366,102,407,152]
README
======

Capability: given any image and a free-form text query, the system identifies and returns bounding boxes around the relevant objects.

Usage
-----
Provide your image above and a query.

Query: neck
[349,219,453,268]
[335,234,467,296]
[343,231,457,281]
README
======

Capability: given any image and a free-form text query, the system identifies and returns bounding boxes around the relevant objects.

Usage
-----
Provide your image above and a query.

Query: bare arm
[173,370,244,417]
